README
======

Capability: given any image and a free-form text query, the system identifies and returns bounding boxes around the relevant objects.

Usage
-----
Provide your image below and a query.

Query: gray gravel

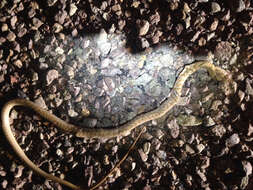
[36,30,218,128]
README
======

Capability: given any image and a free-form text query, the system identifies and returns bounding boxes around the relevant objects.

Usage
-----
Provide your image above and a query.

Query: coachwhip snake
[1,60,235,189]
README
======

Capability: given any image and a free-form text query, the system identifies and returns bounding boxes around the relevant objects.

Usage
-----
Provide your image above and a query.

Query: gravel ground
[0,0,253,190]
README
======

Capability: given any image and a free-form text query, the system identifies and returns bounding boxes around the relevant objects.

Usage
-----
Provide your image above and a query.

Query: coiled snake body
[1,61,234,189]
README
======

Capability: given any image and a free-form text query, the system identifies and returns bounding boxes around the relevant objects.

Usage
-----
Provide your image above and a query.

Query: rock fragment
[185,144,195,154]
[176,114,202,127]
[137,37,149,49]
[138,148,148,162]
[210,18,219,31]
[32,18,43,29]
[245,78,253,96]
[13,59,22,68]
[52,23,63,33]
[167,119,180,138]
[10,16,18,28]
[1,23,8,32]
[211,2,221,14]
[69,3,77,16]
[47,0,57,6]
[6,31,16,41]
[46,69,59,86]
[232,0,246,12]
[138,20,150,36]
[226,133,240,147]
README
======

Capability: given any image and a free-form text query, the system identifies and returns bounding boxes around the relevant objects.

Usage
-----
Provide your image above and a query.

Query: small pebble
[245,78,253,96]
[68,109,78,117]
[156,150,167,160]
[46,69,59,85]
[143,142,151,154]
[167,119,180,138]
[10,16,18,28]
[53,23,63,33]
[1,180,7,189]
[138,20,150,36]
[176,140,185,147]
[200,156,210,169]
[1,23,8,32]
[131,162,136,171]
[66,147,74,155]
[0,170,6,177]
[154,129,164,139]
[196,170,207,181]
[69,3,77,16]
[211,100,222,110]
[185,144,195,154]
[235,0,245,12]
[13,59,22,68]
[14,165,24,178]
[6,31,16,41]
[211,2,221,13]
[211,125,226,137]
[176,114,202,127]
[138,148,148,162]
[32,17,43,29]
[242,161,252,176]
[56,149,64,157]
[226,133,240,147]
[238,90,245,103]
[55,47,64,54]
[47,0,57,6]
[210,19,219,31]
[204,116,215,127]
[196,144,205,153]
[103,155,110,165]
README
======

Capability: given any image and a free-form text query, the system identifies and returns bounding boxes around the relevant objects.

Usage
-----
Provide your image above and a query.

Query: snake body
[1,61,234,189]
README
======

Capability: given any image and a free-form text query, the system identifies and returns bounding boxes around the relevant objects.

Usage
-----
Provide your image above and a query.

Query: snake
[1,60,234,189]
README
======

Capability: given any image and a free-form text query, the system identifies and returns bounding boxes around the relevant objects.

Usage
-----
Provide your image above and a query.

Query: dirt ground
[0,0,253,190]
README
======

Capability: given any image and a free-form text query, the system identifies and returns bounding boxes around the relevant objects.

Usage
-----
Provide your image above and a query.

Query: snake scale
[1,61,234,189]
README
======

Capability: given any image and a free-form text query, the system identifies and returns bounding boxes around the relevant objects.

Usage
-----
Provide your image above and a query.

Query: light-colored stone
[211,2,221,13]
[6,31,16,41]
[1,23,8,32]
[55,47,64,54]
[13,59,22,68]
[185,144,195,154]
[139,20,149,36]
[46,69,59,85]
[176,114,202,127]
[226,133,240,147]
[69,4,78,16]
[196,144,205,153]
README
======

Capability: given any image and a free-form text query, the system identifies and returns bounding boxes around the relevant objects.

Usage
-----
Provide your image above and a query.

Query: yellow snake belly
[1,60,234,189]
